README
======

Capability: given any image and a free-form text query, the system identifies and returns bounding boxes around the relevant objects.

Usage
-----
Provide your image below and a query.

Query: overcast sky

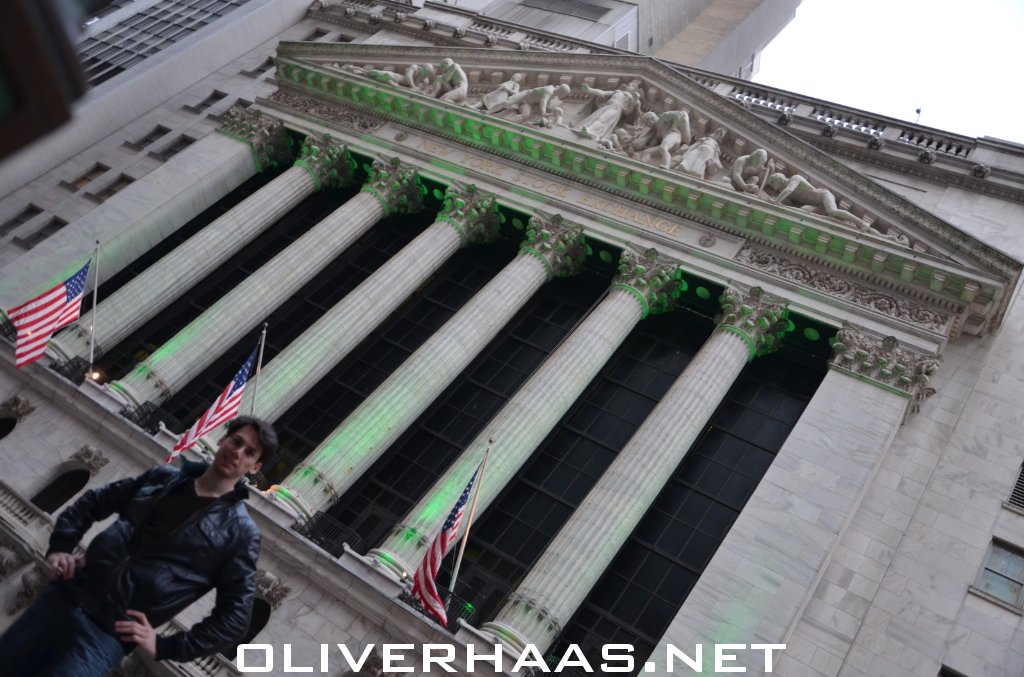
[752,0,1024,144]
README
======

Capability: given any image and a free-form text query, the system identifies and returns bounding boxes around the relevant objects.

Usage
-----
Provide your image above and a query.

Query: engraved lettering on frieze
[268,90,386,132]
[511,170,570,198]
[70,444,109,476]
[416,138,454,158]
[736,246,950,332]
[576,193,681,237]
[830,323,940,410]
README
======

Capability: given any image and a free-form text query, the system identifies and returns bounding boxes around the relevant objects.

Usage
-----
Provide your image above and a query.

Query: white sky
[752,0,1024,145]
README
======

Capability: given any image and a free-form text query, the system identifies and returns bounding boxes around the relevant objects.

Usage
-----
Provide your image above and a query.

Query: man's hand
[116,610,157,657]
[47,552,82,580]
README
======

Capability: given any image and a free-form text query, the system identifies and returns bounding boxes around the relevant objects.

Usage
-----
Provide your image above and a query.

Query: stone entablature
[260,43,1017,339]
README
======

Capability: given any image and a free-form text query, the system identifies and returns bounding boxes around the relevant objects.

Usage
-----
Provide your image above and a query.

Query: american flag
[166,347,258,463]
[7,261,91,368]
[411,463,482,627]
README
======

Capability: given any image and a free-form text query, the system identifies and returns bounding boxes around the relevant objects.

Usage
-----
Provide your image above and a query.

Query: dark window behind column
[547,350,826,671]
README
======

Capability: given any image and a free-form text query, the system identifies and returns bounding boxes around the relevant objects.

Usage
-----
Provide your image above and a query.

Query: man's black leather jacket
[47,461,260,663]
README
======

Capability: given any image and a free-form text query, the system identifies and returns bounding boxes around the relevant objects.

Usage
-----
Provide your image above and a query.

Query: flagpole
[448,439,491,605]
[88,240,100,376]
[249,323,268,415]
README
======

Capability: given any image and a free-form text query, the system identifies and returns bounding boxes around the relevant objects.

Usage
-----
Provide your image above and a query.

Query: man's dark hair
[225,416,278,462]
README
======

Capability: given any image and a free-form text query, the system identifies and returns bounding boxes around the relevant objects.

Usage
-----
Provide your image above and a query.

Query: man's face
[214,426,263,480]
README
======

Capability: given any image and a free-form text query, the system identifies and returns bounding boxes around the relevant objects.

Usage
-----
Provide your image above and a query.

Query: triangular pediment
[262,42,1021,339]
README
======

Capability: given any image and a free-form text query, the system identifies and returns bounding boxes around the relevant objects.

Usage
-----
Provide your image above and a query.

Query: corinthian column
[108,155,427,407]
[237,183,500,425]
[373,248,686,577]
[284,213,587,514]
[49,118,347,366]
[481,285,789,654]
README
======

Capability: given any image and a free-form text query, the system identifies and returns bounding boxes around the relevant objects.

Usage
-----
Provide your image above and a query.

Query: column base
[366,546,416,580]
[47,324,94,363]
[482,592,562,655]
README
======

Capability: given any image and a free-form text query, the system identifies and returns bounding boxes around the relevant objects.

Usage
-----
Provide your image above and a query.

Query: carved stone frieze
[830,322,941,406]
[255,569,291,609]
[217,105,293,171]
[971,163,991,179]
[716,285,788,360]
[612,247,683,318]
[6,565,48,615]
[0,395,34,420]
[293,134,353,191]
[736,246,951,332]
[437,183,501,246]
[268,89,387,133]
[520,212,586,279]
[69,444,109,475]
[361,156,425,217]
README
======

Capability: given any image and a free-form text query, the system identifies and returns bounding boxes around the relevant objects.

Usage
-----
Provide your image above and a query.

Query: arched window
[220,598,271,659]
[0,416,15,441]
[30,468,90,514]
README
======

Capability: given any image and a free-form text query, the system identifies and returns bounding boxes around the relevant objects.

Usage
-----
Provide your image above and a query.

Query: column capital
[217,106,293,171]
[830,322,940,410]
[293,134,354,191]
[437,183,500,247]
[716,285,789,361]
[611,247,683,319]
[361,156,425,217]
[520,211,586,279]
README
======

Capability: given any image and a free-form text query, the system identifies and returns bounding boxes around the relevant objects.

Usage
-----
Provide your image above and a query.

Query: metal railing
[294,511,365,556]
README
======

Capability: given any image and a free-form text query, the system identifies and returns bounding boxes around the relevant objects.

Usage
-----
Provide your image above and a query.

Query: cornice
[267,46,1018,337]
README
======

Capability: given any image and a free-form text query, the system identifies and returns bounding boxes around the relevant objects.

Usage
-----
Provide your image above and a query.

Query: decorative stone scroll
[437,183,501,247]
[0,545,22,579]
[217,106,293,172]
[830,323,940,412]
[255,569,291,610]
[735,246,951,332]
[612,247,684,319]
[269,90,387,132]
[293,134,353,191]
[69,444,109,475]
[6,564,48,615]
[520,212,586,279]
[716,285,788,361]
[0,395,34,420]
[361,156,425,218]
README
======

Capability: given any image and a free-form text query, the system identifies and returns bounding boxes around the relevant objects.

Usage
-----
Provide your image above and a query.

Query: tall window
[30,469,91,513]
[976,540,1024,609]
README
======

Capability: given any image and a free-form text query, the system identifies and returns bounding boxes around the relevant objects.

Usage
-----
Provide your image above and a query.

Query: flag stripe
[8,262,91,368]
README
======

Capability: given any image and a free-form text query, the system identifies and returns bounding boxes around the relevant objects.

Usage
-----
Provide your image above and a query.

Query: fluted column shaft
[285,214,586,514]
[483,286,789,653]
[49,108,295,362]
[374,249,686,576]
[230,183,500,425]
[113,191,381,406]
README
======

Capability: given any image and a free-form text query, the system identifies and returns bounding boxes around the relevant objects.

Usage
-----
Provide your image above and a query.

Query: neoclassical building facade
[0,2,1022,676]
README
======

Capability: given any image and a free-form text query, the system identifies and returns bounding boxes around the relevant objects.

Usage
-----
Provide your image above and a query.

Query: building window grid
[976,540,1024,609]
[19,217,70,248]
[1,205,44,237]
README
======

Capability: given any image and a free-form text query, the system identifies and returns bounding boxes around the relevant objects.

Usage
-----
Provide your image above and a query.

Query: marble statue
[472,73,524,111]
[730,148,771,195]
[765,172,869,228]
[675,128,726,179]
[338,63,435,93]
[636,110,693,168]
[492,83,571,125]
[572,79,643,142]
[601,111,658,153]
[432,58,469,104]
[403,63,436,93]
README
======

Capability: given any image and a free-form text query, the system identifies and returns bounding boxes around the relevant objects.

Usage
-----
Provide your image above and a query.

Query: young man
[0,416,277,676]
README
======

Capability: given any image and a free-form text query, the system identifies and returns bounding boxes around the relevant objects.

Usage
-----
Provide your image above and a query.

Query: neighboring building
[0,2,1022,677]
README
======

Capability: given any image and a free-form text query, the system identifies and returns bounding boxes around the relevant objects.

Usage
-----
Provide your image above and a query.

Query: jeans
[0,585,128,676]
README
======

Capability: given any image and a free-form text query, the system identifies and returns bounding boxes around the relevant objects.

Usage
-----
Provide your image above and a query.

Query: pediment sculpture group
[335,59,910,246]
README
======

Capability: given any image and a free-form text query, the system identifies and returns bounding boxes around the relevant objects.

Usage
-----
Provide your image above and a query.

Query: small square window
[976,541,1024,609]
[0,204,42,236]
[19,217,68,248]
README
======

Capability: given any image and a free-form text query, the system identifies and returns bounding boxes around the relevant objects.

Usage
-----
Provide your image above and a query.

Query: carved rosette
[255,569,291,609]
[611,247,684,319]
[830,323,940,408]
[437,183,500,247]
[293,134,353,191]
[0,395,34,420]
[70,444,109,475]
[217,106,293,171]
[716,285,789,361]
[361,156,425,218]
[520,212,586,279]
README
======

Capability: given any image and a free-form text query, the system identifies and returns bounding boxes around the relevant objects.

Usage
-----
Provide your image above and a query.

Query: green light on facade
[678,279,689,292]
[804,327,821,341]
[785,319,796,333]
[585,244,593,256]
[362,163,372,175]
[432,188,445,201]
[599,250,613,263]
[695,286,710,300]
[402,527,418,542]
[462,601,474,614]
[512,217,525,230]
